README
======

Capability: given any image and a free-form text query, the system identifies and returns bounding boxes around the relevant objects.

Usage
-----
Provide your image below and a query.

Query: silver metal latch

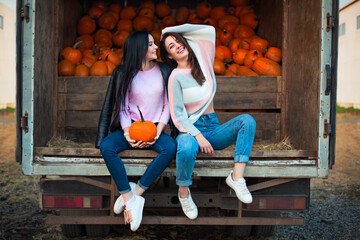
[20,3,30,23]
[323,119,331,138]
[21,112,29,133]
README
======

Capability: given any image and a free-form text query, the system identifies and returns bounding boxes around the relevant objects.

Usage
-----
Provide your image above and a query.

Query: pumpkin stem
[73,41,82,49]
[137,105,145,123]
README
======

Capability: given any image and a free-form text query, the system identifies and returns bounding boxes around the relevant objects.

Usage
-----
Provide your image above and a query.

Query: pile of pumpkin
[58,0,282,77]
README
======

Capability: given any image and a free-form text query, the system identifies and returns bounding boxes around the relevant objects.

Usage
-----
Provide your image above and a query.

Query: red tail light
[42,195,102,209]
[246,197,307,210]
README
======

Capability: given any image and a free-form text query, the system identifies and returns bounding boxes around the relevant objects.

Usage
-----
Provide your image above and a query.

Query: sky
[0,0,16,11]
[0,0,354,12]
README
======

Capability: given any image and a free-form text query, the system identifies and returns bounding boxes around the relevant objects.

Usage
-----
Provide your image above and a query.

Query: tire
[252,225,275,236]
[85,224,110,237]
[231,225,252,237]
[60,224,86,238]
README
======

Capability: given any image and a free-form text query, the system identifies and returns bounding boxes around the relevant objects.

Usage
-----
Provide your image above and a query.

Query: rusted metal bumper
[46,216,303,225]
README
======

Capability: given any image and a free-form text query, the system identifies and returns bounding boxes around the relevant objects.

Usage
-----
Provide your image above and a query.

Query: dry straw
[252,136,294,150]
[47,136,94,148]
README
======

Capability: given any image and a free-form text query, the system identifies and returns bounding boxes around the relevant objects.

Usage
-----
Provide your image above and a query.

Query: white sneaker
[114,182,137,214]
[226,171,253,204]
[124,195,145,232]
[178,188,198,220]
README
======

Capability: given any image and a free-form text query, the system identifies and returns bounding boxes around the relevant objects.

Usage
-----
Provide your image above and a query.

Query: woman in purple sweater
[97,31,176,231]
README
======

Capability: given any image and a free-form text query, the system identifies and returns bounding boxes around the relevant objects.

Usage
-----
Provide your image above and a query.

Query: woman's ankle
[179,186,189,199]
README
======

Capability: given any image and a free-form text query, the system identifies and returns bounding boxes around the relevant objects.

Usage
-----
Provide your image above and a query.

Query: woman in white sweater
[160,24,256,220]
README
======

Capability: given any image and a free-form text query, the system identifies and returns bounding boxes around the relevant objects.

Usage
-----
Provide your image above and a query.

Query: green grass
[336,105,360,113]
[0,107,15,112]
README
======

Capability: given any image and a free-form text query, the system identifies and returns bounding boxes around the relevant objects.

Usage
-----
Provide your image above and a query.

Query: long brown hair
[160,32,205,85]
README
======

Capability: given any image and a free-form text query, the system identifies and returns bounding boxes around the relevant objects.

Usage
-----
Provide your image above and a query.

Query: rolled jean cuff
[118,187,132,195]
[176,179,192,187]
[137,180,149,190]
[234,155,249,163]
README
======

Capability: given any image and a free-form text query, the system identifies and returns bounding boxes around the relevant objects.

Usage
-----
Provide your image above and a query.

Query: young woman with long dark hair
[95,31,176,231]
[160,24,256,220]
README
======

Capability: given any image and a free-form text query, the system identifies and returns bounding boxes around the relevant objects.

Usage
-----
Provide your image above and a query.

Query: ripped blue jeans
[175,113,256,187]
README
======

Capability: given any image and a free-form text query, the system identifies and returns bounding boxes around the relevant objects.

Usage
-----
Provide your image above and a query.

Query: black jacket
[95,61,178,148]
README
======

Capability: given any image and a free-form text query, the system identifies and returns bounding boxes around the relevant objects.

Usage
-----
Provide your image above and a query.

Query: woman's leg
[175,133,199,191]
[99,130,132,194]
[137,133,177,193]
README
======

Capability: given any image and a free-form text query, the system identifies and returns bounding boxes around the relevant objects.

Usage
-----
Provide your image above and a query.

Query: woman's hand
[195,133,214,155]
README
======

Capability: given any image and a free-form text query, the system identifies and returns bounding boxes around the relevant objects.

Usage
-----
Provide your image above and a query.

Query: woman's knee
[239,114,256,130]
[99,138,116,156]
[176,134,198,158]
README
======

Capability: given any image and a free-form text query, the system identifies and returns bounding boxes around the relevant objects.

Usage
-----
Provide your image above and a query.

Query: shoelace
[124,209,132,224]
[181,198,194,212]
[235,181,250,194]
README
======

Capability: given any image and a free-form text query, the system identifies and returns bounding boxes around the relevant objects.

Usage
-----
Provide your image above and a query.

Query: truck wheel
[252,225,275,236]
[231,225,252,237]
[85,224,110,237]
[60,224,86,237]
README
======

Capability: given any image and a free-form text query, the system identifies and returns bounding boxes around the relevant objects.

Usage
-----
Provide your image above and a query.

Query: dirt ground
[0,112,359,239]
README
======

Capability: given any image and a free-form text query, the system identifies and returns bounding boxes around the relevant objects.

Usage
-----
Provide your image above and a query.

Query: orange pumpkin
[138,7,155,19]
[94,29,113,48]
[249,38,269,54]
[203,18,217,27]
[88,7,104,19]
[151,30,161,46]
[74,63,89,76]
[265,47,282,63]
[237,66,259,76]
[98,12,117,30]
[90,59,108,76]
[228,38,242,52]
[210,6,227,20]
[237,6,255,17]
[80,57,96,68]
[82,48,98,62]
[218,15,239,29]
[230,0,251,7]
[213,59,226,75]
[223,22,238,34]
[60,42,82,64]
[92,1,107,11]
[244,49,263,69]
[141,0,155,12]
[107,10,119,22]
[116,19,133,33]
[133,16,153,31]
[220,29,233,46]
[75,34,95,51]
[104,55,116,75]
[162,16,176,27]
[233,49,248,65]
[109,3,122,13]
[129,106,157,142]
[187,13,198,23]
[240,12,259,29]
[120,6,137,20]
[196,2,212,19]
[224,69,236,76]
[176,7,189,24]
[155,2,171,18]
[100,49,122,66]
[77,16,96,35]
[58,60,75,76]
[253,57,281,76]
[233,24,255,38]
[227,63,241,75]
[215,45,232,62]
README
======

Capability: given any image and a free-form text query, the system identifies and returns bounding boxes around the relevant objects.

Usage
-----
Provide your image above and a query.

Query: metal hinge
[326,13,335,32]
[323,119,331,138]
[20,3,30,23]
[21,112,29,133]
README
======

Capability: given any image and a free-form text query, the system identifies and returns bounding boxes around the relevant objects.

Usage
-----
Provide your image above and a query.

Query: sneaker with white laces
[124,195,145,232]
[178,188,198,220]
[226,171,253,204]
[114,182,137,214]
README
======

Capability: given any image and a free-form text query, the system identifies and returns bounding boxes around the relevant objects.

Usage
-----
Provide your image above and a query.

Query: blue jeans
[100,130,176,194]
[176,113,256,187]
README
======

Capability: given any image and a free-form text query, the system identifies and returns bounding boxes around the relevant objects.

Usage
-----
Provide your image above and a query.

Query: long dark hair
[160,32,205,85]
[117,31,151,111]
